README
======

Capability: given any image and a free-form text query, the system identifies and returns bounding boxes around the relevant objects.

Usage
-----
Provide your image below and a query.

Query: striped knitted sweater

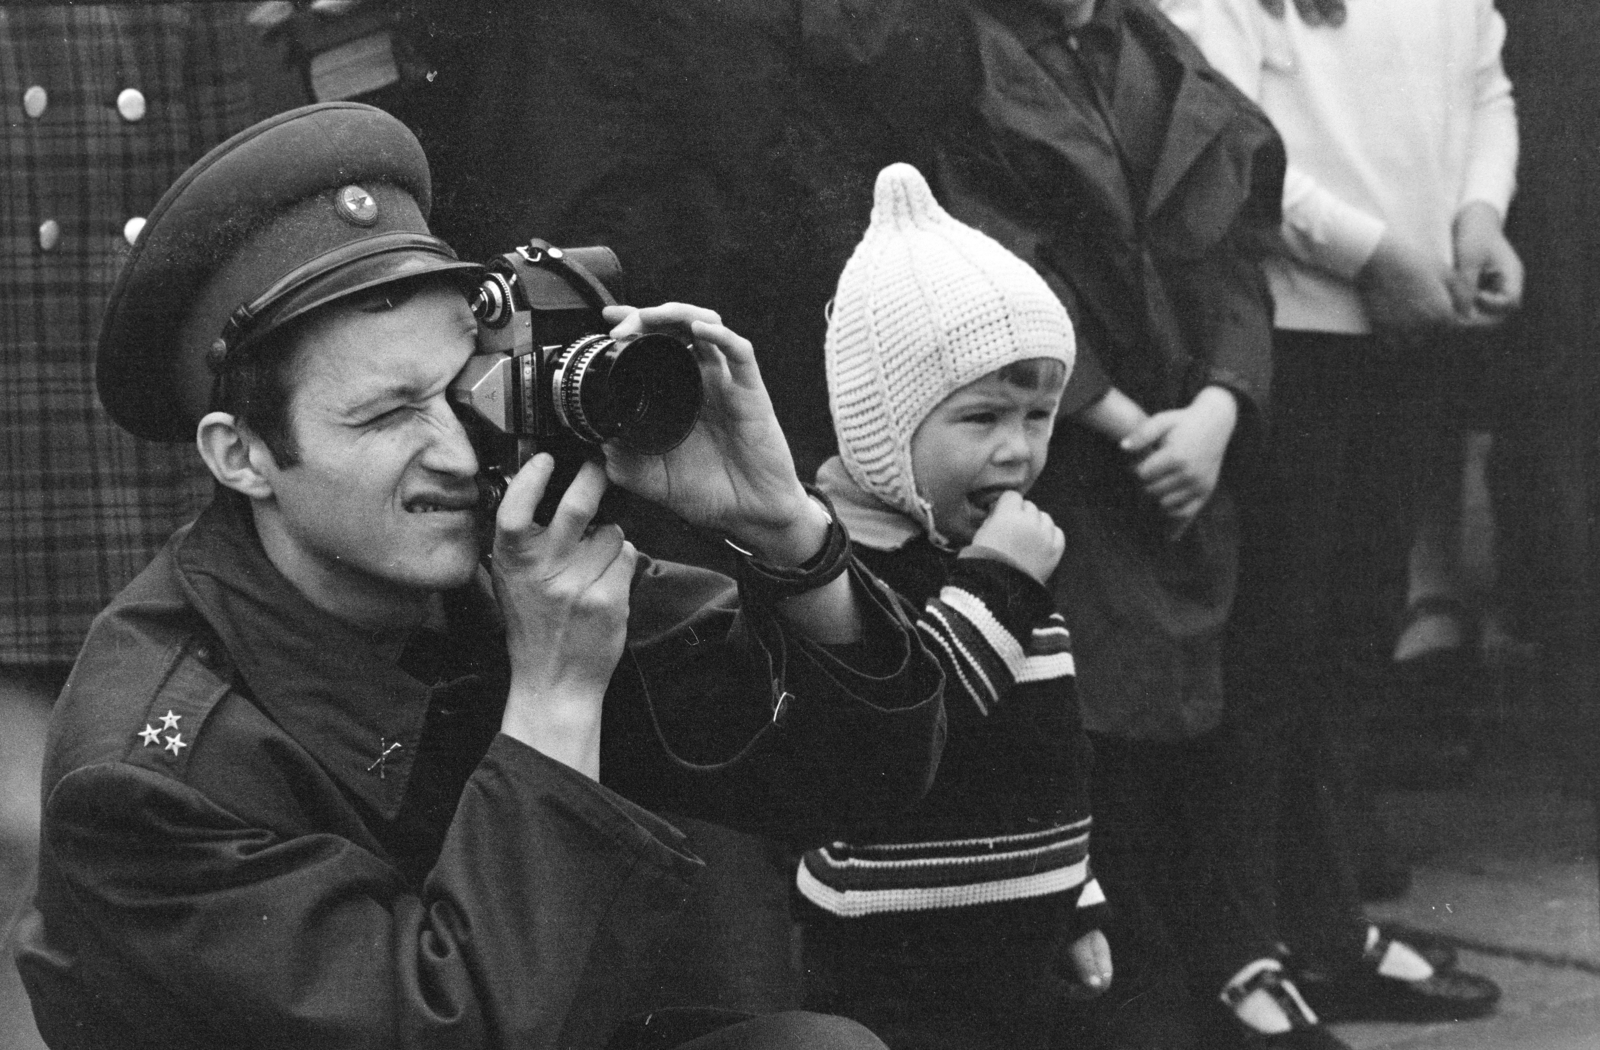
[798,524,1104,927]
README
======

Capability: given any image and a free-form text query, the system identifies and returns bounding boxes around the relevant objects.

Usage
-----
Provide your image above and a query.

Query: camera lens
[552,333,702,454]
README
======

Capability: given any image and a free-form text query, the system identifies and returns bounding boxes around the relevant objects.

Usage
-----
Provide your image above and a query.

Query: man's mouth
[404,493,478,514]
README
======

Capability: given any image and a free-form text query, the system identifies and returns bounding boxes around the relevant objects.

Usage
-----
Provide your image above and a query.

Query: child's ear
[196,411,276,500]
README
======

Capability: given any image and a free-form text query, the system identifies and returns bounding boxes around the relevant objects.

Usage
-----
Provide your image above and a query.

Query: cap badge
[335,184,380,227]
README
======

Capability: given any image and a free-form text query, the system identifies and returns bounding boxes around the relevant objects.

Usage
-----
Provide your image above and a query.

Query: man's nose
[424,400,480,476]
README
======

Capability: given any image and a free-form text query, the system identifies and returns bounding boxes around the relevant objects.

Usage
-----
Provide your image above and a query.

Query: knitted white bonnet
[825,163,1075,535]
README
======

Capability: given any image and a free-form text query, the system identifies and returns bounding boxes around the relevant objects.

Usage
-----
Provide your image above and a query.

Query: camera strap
[516,239,618,311]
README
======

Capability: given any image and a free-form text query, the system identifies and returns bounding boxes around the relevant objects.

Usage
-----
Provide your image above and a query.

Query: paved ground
[3,664,1597,1050]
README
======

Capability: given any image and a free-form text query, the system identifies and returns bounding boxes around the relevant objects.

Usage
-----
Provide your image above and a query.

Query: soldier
[13,102,945,1050]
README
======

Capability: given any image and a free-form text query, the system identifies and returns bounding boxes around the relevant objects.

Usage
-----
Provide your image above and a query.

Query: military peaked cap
[97,101,482,442]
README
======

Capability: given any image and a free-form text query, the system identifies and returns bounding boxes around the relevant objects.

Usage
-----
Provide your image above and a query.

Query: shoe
[1208,963,1352,1050]
[1295,929,1498,1023]
[1375,923,1459,973]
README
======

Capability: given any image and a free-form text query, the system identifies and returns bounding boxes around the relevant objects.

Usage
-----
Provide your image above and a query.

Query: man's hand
[963,491,1065,585]
[1357,231,1458,336]
[494,455,636,780]
[1450,201,1524,325]
[1063,929,1113,1000]
[1122,386,1238,537]
[599,303,823,566]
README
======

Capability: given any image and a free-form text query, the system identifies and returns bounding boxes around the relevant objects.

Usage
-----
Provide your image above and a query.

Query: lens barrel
[549,333,702,454]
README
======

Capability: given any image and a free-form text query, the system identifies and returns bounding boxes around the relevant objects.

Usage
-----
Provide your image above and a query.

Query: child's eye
[962,412,998,425]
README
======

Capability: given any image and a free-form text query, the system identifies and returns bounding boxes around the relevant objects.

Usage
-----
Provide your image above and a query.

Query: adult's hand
[599,303,828,568]
[1451,201,1524,325]
[1123,386,1238,537]
[494,454,636,780]
[1357,232,1458,336]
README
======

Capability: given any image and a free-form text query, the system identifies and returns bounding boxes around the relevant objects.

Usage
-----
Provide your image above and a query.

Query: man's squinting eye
[363,404,416,427]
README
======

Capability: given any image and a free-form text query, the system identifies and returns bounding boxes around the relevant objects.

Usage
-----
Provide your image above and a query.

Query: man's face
[910,367,1064,546]
[252,284,482,627]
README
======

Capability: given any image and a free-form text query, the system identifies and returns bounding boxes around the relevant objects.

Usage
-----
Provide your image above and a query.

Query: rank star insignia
[137,724,162,746]
[164,733,188,757]
[159,709,182,731]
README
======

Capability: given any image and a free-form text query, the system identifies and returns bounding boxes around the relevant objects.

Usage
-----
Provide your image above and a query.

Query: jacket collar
[816,457,926,553]
[977,0,1245,218]
[173,490,501,819]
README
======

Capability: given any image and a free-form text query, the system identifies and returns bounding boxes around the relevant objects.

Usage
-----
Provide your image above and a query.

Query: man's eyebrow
[343,378,438,415]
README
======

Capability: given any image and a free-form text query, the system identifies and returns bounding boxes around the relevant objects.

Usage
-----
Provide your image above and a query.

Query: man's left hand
[599,303,826,566]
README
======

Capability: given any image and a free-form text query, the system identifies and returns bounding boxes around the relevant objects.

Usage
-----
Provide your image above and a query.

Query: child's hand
[1121,386,1237,538]
[966,490,1065,585]
[1064,929,1113,1000]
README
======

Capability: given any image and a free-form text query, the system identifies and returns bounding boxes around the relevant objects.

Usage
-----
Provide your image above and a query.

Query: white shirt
[1160,0,1518,333]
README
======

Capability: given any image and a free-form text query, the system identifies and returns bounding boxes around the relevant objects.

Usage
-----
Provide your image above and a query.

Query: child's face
[910,367,1065,546]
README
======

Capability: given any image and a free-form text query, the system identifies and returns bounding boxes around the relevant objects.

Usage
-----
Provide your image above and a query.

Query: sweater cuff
[1064,877,1112,941]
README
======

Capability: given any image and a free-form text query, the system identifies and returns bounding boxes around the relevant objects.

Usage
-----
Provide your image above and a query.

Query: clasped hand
[1122,386,1238,539]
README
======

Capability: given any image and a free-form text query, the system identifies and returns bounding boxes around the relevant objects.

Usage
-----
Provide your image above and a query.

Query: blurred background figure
[1165,0,1515,1018]
[1,5,279,1045]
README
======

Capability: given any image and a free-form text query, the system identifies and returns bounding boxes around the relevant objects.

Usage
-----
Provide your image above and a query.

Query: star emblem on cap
[137,724,162,746]
[164,733,188,757]
[335,184,379,227]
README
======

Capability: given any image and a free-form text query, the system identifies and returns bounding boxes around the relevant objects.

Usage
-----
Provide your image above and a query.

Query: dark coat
[13,492,944,1049]
[937,0,1285,739]
[0,5,260,665]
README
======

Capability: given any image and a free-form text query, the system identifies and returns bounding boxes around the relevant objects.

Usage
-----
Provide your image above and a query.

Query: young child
[796,163,1109,1050]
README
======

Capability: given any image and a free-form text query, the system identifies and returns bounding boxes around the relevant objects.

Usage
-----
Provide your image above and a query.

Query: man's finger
[543,460,611,550]
[496,452,556,541]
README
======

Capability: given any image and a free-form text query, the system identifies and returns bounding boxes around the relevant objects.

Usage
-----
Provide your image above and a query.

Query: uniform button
[38,219,61,252]
[116,87,146,123]
[123,216,146,245]
[23,85,47,119]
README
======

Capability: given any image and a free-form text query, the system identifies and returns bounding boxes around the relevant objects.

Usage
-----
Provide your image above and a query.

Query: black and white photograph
[2,2,1597,1048]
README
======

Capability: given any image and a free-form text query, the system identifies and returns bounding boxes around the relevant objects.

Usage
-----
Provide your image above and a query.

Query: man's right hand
[965,491,1065,585]
[492,454,636,779]
[1357,232,1458,336]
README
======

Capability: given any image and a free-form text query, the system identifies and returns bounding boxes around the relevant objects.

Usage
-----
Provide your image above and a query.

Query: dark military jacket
[14,492,944,1049]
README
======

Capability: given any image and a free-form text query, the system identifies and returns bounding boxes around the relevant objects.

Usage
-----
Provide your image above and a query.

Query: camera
[448,239,704,523]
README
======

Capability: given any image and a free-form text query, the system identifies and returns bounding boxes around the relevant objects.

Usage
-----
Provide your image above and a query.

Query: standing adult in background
[1,5,262,691]
[1164,0,1514,1026]
[931,1,1291,1045]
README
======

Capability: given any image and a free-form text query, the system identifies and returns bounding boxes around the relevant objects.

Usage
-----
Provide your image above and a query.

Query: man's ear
[196,412,276,500]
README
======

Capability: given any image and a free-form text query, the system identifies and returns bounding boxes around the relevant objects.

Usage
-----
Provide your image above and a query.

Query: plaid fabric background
[1,5,259,666]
